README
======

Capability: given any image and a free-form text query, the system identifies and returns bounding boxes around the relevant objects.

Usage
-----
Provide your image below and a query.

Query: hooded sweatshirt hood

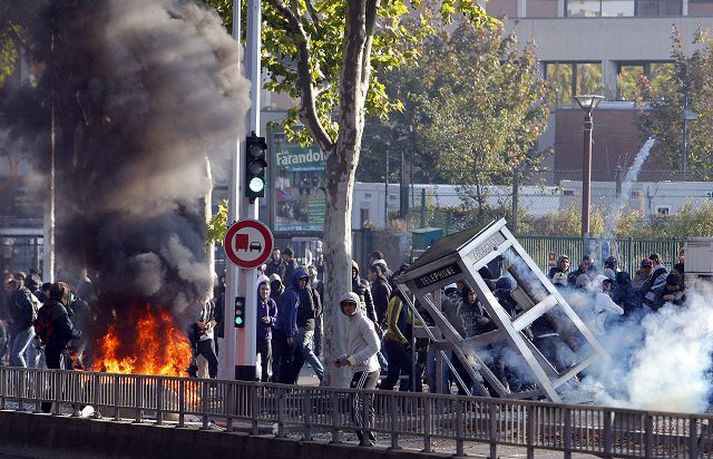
[340,291,362,318]
[290,267,309,288]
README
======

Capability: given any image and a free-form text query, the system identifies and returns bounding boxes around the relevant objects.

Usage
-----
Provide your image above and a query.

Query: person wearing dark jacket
[265,249,285,279]
[290,268,324,384]
[269,274,285,304]
[5,278,38,368]
[380,290,416,392]
[256,280,278,382]
[650,273,686,312]
[642,253,668,310]
[548,255,570,280]
[368,264,391,325]
[352,260,379,330]
[282,248,299,286]
[567,255,597,285]
[35,282,81,368]
[274,269,301,383]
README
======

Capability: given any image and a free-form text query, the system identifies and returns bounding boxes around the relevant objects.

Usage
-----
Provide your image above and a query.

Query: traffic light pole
[222,0,261,381]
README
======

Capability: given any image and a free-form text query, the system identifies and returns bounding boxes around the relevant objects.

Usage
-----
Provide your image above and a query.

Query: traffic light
[245,131,268,200]
[234,297,246,328]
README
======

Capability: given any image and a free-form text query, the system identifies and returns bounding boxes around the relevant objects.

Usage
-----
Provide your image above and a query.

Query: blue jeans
[10,327,35,368]
[291,327,324,383]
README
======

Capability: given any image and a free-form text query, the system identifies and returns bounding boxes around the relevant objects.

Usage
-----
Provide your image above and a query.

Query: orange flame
[93,304,192,377]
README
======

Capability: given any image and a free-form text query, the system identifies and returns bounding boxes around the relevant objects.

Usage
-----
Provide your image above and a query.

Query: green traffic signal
[245,132,267,199]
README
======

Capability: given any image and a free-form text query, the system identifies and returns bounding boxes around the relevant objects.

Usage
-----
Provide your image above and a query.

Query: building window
[565,0,682,15]
[544,62,602,107]
[526,0,561,16]
[689,0,713,16]
[616,61,674,100]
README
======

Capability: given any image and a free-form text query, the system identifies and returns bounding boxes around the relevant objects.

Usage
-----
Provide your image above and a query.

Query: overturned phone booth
[395,219,608,402]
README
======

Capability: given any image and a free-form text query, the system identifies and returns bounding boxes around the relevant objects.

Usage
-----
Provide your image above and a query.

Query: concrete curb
[0,411,450,459]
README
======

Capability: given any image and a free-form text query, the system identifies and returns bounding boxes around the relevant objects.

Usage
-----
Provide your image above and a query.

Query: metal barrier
[1,366,712,457]
[519,236,682,275]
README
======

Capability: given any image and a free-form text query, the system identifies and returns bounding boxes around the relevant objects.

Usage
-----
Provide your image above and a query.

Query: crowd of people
[0,270,86,411]
[1,247,689,399]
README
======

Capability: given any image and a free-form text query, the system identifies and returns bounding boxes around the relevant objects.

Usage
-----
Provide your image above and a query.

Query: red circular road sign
[223,219,274,269]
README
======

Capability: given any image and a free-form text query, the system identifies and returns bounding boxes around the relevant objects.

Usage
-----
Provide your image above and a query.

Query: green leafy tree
[637,26,713,178]
[415,23,551,217]
[201,0,495,386]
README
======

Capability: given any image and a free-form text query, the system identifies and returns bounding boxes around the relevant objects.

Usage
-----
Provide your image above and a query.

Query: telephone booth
[395,219,608,402]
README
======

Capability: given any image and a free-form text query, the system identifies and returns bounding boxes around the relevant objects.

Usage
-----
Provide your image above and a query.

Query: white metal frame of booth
[395,219,609,402]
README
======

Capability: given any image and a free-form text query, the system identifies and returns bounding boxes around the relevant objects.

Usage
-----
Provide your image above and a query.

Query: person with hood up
[276,268,323,384]
[290,268,324,384]
[334,291,381,446]
[591,274,624,335]
[548,255,570,280]
[273,269,302,383]
[269,273,284,304]
[256,280,278,382]
[35,282,82,412]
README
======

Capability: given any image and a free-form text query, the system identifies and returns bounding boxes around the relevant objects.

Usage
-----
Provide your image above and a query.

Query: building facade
[484,0,713,181]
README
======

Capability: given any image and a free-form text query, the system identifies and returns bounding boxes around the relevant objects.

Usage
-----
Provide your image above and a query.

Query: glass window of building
[566,0,602,16]
[689,0,713,16]
[486,0,519,17]
[602,0,636,15]
[564,0,682,15]
[617,62,674,100]
[545,62,602,107]
[527,0,561,16]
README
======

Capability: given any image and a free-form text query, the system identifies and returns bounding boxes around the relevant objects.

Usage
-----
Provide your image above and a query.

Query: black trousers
[42,346,71,413]
[256,338,272,382]
[381,340,413,391]
[271,330,293,383]
[350,370,380,446]
[196,339,218,379]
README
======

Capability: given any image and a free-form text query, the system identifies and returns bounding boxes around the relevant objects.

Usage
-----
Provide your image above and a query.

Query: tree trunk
[321,1,375,388]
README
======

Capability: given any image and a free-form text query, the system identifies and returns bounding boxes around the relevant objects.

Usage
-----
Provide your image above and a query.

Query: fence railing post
[0,367,5,410]
[156,378,164,426]
[113,374,120,420]
[330,389,340,444]
[689,415,699,459]
[34,369,42,413]
[563,407,572,459]
[526,404,536,459]
[277,388,286,438]
[134,375,143,423]
[178,379,185,428]
[302,389,312,441]
[389,393,400,450]
[455,399,464,457]
[422,395,432,453]
[489,401,498,459]
[603,409,613,458]
[251,384,259,435]
[92,373,102,419]
[645,414,654,458]
[200,380,209,430]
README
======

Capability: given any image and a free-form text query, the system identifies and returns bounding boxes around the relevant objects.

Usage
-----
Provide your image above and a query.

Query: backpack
[35,305,54,345]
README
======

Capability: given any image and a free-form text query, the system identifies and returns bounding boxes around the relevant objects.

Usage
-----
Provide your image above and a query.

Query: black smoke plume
[2,1,249,328]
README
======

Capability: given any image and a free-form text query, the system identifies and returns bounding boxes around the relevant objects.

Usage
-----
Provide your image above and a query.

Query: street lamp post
[574,94,605,238]
[681,97,697,179]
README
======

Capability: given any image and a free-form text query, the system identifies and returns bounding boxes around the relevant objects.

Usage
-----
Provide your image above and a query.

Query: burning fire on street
[93,304,192,377]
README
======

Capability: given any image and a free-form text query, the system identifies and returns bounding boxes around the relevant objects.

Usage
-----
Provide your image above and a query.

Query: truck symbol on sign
[235,234,249,251]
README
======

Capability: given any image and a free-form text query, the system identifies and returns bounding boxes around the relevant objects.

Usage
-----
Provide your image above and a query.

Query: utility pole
[223,0,262,381]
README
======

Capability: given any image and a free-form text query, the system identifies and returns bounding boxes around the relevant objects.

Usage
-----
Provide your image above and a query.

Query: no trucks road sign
[223,219,274,269]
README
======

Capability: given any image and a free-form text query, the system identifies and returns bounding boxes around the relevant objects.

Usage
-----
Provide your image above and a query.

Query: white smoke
[581,281,713,413]
[603,137,655,238]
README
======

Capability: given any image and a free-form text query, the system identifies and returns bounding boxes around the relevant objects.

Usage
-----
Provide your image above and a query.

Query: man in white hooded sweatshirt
[334,291,381,446]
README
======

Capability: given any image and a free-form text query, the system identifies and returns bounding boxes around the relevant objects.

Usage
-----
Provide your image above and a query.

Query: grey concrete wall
[0,411,446,459]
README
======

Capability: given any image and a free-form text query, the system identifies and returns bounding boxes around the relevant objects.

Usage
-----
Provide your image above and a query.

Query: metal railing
[1,366,712,458]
